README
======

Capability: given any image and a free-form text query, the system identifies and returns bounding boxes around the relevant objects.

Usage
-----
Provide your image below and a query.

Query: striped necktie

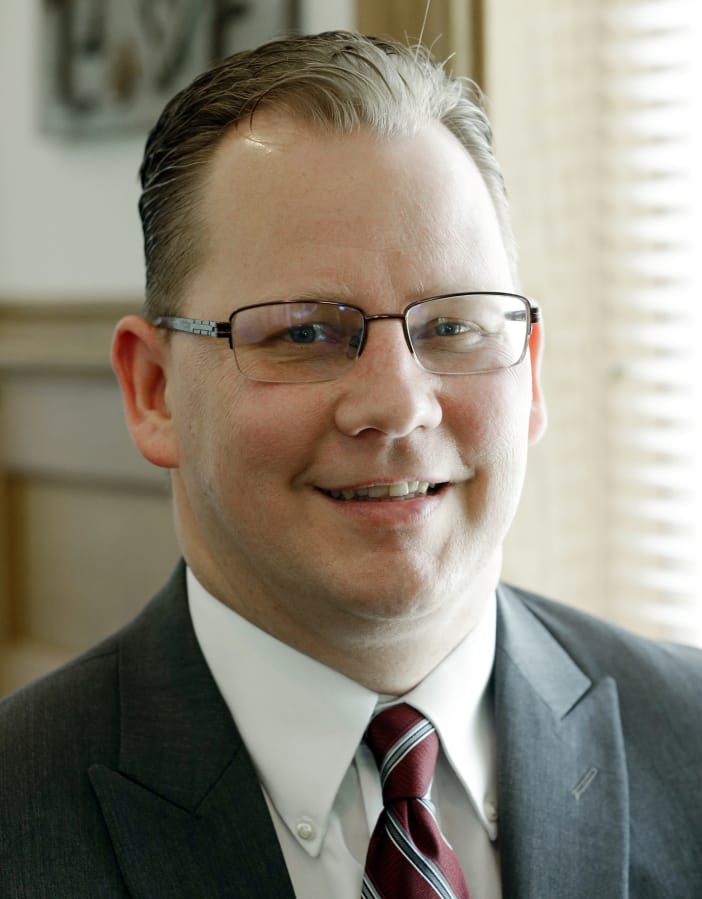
[362,703,470,899]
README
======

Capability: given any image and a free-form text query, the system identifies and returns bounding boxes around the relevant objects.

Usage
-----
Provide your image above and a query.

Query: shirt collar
[187,568,497,854]
[397,596,497,836]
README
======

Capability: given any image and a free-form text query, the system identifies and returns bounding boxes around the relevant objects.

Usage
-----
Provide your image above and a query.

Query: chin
[336,576,453,625]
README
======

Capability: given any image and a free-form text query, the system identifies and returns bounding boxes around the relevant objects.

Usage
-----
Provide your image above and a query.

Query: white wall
[0,0,355,302]
[300,0,355,33]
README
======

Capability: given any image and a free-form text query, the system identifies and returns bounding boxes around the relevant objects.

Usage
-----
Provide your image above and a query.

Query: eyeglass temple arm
[154,302,541,336]
[153,316,232,338]
[505,305,541,325]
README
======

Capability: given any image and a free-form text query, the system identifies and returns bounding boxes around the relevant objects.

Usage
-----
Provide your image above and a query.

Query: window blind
[487,0,702,645]
[601,0,702,644]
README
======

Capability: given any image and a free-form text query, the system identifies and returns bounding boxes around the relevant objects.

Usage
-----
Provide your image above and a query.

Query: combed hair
[139,31,515,319]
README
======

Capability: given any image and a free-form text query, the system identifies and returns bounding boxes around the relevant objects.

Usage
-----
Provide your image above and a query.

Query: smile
[319,481,445,501]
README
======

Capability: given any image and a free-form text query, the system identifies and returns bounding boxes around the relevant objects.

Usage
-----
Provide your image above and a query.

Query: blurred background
[1,0,700,695]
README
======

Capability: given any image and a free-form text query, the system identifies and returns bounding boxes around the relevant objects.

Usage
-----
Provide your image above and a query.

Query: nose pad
[347,330,363,354]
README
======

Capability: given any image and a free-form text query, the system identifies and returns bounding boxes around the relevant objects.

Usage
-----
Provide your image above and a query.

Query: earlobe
[111,315,179,468]
[527,322,548,444]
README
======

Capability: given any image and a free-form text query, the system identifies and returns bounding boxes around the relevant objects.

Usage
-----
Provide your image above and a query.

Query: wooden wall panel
[356,0,481,82]
[8,477,175,652]
[0,300,178,696]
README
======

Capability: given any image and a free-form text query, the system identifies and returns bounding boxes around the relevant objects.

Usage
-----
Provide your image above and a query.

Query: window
[488,0,702,645]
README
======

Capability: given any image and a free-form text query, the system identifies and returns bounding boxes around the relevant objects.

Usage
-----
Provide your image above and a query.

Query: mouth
[317,481,447,502]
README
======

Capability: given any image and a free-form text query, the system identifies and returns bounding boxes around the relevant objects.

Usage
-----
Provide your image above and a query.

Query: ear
[111,315,179,468]
[527,321,547,444]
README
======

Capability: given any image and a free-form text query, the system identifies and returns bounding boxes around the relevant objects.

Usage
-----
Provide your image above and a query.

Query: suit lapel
[89,566,295,899]
[494,586,629,899]
[89,568,631,896]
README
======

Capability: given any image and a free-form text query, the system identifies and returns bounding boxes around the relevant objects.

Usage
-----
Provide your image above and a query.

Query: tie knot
[365,703,439,802]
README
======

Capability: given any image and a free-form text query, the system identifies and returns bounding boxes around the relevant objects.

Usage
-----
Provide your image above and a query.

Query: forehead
[187,112,511,310]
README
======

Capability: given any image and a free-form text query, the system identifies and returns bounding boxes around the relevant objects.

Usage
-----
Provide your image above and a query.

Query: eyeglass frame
[153,291,541,383]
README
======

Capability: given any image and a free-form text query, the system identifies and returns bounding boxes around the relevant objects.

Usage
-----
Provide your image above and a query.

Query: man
[1,31,700,898]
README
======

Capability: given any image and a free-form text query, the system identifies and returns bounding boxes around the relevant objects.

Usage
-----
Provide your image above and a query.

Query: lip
[314,480,450,526]
[316,478,448,493]
[317,479,445,500]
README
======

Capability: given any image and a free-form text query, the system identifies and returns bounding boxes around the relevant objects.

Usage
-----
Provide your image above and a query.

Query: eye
[285,323,335,344]
[433,318,480,338]
[419,318,485,343]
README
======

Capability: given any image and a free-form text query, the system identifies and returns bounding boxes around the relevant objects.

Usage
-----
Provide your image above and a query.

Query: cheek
[477,375,534,515]
[209,382,332,486]
[450,373,533,549]
[447,369,533,460]
[169,361,246,493]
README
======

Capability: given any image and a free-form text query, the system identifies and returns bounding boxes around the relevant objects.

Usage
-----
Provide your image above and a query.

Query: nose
[334,318,443,438]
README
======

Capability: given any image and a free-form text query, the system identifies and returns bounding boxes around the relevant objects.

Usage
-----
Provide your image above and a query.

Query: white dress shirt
[187,567,502,898]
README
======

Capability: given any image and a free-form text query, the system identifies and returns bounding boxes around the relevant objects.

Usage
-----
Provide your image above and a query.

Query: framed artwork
[41,0,299,135]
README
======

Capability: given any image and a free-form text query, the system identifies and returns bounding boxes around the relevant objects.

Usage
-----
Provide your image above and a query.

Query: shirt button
[484,799,498,822]
[296,819,317,841]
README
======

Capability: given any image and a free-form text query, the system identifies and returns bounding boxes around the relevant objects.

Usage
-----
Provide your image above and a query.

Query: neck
[300,577,497,694]
[187,546,500,695]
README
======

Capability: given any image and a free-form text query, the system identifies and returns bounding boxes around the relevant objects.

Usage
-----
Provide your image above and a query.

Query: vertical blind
[488,0,702,645]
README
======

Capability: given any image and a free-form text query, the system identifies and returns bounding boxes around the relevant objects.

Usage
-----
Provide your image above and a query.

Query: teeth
[324,481,438,501]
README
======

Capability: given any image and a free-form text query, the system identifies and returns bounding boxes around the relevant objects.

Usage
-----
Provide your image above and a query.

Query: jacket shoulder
[0,563,188,758]
[498,583,702,746]
[0,640,124,892]
[497,585,702,894]
[501,583,702,676]
[0,566,187,895]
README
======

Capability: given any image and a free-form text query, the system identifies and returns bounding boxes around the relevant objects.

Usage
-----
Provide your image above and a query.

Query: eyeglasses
[154,292,541,384]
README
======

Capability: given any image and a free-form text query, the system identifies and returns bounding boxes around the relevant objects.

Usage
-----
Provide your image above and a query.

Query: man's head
[114,31,545,693]
[138,31,516,321]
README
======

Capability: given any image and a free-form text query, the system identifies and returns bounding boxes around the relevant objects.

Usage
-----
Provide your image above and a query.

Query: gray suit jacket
[1,563,701,897]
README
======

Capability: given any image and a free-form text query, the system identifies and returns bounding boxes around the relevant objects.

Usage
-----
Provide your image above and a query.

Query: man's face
[159,113,544,657]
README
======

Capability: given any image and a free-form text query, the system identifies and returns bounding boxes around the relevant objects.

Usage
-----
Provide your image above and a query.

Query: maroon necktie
[362,703,471,899]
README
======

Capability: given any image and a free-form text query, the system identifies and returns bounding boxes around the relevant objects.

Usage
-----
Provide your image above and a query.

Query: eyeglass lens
[230,294,530,383]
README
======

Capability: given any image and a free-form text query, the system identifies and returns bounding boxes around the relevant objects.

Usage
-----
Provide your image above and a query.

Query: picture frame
[41,0,299,136]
